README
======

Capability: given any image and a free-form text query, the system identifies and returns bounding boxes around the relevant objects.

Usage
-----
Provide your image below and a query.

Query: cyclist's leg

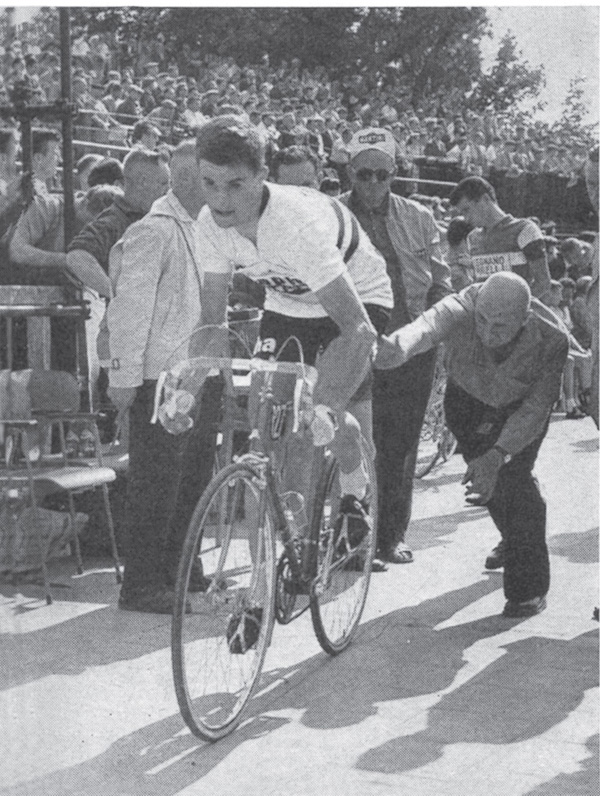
[326,301,387,504]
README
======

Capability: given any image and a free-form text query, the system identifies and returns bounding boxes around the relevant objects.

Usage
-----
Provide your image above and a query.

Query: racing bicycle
[161,352,377,741]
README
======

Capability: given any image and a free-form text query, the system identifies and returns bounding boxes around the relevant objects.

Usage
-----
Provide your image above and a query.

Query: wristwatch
[492,445,512,465]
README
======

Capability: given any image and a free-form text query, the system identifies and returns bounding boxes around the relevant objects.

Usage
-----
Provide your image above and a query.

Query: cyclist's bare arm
[192,272,230,356]
[528,254,551,303]
[313,272,377,414]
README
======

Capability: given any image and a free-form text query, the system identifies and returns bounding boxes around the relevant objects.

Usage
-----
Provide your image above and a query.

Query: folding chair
[0,369,122,604]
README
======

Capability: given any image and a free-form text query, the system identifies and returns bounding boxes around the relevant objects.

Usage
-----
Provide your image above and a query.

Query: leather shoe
[502,595,547,618]
[118,586,190,614]
[485,541,505,570]
[381,541,413,564]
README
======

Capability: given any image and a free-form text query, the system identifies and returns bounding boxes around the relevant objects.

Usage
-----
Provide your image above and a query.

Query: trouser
[372,348,436,553]
[121,377,222,594]
[444,380,550,603]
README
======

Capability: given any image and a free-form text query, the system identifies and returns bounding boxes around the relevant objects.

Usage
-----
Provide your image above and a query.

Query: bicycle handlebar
[151,356,319,436]
[173,355,318,381]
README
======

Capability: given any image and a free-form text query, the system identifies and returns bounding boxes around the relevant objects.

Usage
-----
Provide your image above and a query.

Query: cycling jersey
[469,214,545,283]
[198,182,392,319]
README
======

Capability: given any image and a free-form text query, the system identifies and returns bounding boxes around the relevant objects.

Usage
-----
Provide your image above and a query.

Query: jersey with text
[197,182,392,318]
[469,214,545,282]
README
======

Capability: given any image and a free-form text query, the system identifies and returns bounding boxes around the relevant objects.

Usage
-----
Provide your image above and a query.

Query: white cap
[348,128,396,161]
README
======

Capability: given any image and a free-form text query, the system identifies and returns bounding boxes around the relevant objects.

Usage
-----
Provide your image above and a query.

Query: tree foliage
[557,75,591,137]
[469,33,545,112]
[32,7,551,117]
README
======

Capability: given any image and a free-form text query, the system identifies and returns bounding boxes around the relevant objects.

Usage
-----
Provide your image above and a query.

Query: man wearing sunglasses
[341,127,452,565]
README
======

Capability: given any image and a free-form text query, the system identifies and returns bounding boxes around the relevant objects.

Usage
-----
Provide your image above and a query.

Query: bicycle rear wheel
[172,460,277,741]
[309,441,377,655]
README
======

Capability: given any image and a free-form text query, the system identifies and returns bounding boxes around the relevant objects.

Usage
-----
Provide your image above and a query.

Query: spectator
[76,152,103,193]
[72,75,125,144]
[377,272,568,617]
[0,127,17,197]
[146,97,177,138]
[66,149,171,406]
[545,235,565,280]
[560,237,594,280]
[107,142,219,613]
[115,83,144,124]
[87,157,124,189]
[546,279,592,419]
[31,127,60,195]
[181,91,206,132]
[449,175,552,568]
[319,175,341,197]
[341,127,452,564]
[101,79,123,114]
[424,125,447,158]
[131,119,161,151]
[570,275,593,350]
[583,146,599,428]
[270,144,322,187]
[140,76,157,114]
[8,182,112,371]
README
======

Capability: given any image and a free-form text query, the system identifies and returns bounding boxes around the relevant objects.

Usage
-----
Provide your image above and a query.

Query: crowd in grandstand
[0,32,593,187]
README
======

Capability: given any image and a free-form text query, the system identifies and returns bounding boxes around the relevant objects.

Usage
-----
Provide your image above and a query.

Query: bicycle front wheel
[310,442,377,655]
[172,460,277,741]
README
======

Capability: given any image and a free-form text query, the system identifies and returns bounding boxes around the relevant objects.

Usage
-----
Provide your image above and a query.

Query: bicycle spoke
[172,461,277,741]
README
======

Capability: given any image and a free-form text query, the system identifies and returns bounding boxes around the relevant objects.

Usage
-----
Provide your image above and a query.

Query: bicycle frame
[238,360,323,592]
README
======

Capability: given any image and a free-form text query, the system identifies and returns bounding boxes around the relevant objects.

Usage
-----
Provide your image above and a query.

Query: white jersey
[197,182,392,318]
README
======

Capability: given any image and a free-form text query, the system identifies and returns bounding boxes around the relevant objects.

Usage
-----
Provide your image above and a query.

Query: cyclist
[449,176,551,303]
[193,115,393,567]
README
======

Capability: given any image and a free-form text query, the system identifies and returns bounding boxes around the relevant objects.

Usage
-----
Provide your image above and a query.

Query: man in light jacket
[107,141,220,613]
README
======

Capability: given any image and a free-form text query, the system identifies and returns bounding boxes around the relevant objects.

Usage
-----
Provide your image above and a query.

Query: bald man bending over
[376,273,569,618]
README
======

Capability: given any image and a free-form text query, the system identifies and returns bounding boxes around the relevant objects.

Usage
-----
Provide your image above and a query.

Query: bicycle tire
[172,459,277,741]
[440,427,457,462]
[310,440,377,655]
[415,408,444,477]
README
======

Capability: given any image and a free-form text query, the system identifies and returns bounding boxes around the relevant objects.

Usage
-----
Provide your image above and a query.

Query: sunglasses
[355,168,394,182]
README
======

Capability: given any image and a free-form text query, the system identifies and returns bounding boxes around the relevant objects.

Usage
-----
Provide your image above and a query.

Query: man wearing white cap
[341,127,452,564]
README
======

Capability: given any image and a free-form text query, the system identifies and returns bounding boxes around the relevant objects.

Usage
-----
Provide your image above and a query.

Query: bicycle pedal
[226,606,263,654]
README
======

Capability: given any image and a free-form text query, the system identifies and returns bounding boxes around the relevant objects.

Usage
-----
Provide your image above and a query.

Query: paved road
[1,414,598,796]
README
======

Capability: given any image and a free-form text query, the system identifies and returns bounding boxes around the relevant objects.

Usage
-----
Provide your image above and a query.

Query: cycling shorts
[255,303,389,403]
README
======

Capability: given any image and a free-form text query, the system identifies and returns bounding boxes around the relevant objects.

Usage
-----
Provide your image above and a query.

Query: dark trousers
[372,348,437,553]
[122,377,222,594]
[444,380,550,603]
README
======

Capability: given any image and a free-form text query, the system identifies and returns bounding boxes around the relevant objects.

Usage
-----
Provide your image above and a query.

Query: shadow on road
[549,526,599,564]
[356,629,598,777]
[524,733,599,795]
[0,578,506,796]
[570,436,599,453]
[406,506,489,553]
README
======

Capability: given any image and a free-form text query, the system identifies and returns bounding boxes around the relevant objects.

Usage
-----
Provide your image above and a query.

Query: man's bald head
[475,272,531,349]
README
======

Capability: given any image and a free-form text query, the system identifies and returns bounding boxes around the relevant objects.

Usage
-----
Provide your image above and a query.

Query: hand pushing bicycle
[156,330,378,741]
